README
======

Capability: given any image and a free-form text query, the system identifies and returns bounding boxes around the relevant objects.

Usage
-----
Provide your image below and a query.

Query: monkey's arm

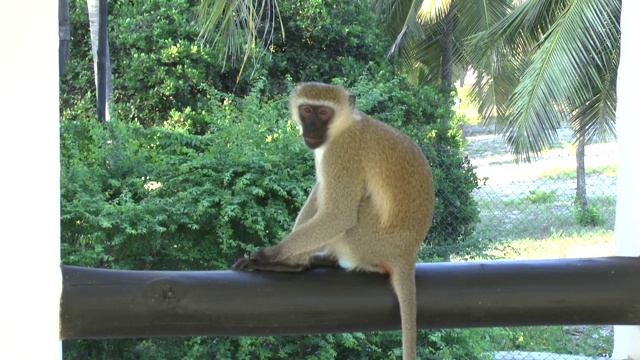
[232,184,325,272]
[232,183,335,272]
[237,153,363,269]
[264,188,361,259]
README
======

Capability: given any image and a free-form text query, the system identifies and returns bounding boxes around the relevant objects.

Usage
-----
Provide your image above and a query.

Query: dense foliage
[61,0,484,357]
[264,0,388,87]
[61,89,310,271]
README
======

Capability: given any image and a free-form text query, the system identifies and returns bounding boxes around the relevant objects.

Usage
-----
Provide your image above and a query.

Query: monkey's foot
[231,257,308,272]
[309,254,340,268]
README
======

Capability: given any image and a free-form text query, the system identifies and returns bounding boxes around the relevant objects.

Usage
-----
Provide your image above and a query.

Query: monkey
[232,82,435,360]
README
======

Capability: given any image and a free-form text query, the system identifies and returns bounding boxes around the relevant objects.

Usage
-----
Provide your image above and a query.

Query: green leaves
[373,0,514,87]
[60,90,313,271]
[468,0,621,162]
[198,0,284,76]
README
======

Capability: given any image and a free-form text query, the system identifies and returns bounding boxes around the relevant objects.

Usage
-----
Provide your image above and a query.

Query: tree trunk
[458,67,467,87]
[58,0,70,76]
[612,0,640,358]
[575,131,587,210]
[87,0,113,122]
[439,0,455,128]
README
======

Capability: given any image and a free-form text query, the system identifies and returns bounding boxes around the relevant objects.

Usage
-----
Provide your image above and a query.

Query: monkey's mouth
[304,137,323,147]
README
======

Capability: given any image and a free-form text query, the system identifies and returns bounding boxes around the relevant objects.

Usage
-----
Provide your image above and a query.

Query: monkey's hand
[231,249,308,272]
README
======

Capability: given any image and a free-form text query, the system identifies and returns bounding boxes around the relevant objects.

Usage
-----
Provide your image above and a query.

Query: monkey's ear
[348,94,356,109]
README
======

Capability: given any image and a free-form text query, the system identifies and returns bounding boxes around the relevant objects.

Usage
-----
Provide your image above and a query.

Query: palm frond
[468,0,567,53]
[456,0,517,121]
[474,0,620,162]
[571,88,617,145]
[402,34,444,84]
[416,0,451,24]
[471,46,526,123]
[198,0,283,78]
[371,0,427,56]
[456,0,514,40]
[570,48,619,144]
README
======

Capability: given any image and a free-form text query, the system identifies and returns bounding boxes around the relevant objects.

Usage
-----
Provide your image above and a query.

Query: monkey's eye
[301,106,313,115]
[318,107,333,120]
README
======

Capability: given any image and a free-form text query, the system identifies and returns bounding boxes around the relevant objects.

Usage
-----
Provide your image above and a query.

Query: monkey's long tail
[390,263,418,360]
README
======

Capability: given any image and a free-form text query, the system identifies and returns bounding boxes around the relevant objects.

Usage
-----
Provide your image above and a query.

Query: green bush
[423,143,484,261]
[61,89,312,271]
[343,69,452,136]
[61,0,257,128]
[265,0,389,87]
[574,204,605,227]
[65,330,497,359]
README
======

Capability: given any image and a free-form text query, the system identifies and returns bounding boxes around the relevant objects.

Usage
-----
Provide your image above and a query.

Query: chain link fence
[462,125,617,359]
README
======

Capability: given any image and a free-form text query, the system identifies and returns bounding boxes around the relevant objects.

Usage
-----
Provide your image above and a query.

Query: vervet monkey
[232,82,435,360]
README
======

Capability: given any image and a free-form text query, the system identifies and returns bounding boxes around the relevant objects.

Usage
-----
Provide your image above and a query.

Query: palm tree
[198,0,284,81]
[373,0,619,214]
[87,0,114,121]
[466,0,620,212]
[369,0,514,125]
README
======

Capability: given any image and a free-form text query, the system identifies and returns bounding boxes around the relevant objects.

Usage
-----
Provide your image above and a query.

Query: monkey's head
[290,82,357,150]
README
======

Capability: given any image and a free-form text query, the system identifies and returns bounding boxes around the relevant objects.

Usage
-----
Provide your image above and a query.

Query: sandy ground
[464,126,619,200]
[463,126,616,360]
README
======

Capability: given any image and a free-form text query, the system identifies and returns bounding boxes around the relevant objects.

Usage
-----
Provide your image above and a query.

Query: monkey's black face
[298,104,334,149]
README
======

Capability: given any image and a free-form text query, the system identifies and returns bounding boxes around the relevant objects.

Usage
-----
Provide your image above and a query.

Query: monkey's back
[335,114,435,237]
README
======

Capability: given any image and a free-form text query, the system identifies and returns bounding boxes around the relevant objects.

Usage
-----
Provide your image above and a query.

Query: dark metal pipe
[60,256,640,339]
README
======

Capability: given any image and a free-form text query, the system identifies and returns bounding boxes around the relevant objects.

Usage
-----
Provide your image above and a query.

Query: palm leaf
[371,0,429,56]
[198,0,284,79]
[416,0,451,24]
[466,0,566,122]
[374,0,512,90]
[456,0,514,40]
[570,48,619,144]
[468,0,568,53]
[471,46,526,123]
[450,0,517,123]
[470,0,620,162]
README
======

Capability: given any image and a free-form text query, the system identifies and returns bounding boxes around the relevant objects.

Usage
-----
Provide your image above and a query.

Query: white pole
[0,1,62,360]
[612,0,640,359]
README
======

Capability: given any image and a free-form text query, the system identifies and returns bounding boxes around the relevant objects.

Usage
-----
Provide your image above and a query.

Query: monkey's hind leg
[309,253,340,268]
[231,251,309,272]
[232,248,328,272]
[232,253,339,272]
[231,257,309,272]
